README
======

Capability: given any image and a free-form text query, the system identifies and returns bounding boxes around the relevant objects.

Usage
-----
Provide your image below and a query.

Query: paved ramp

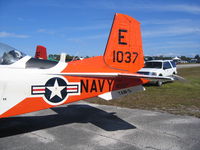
[0,102,200,150]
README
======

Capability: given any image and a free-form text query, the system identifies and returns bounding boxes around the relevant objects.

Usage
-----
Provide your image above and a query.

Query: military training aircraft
[0,13,173,119]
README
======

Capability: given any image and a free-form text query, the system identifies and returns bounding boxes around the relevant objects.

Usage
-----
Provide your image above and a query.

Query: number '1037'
[113,50,138,63]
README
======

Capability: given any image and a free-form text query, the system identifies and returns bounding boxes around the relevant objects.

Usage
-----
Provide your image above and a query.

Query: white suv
[137,60,177,86]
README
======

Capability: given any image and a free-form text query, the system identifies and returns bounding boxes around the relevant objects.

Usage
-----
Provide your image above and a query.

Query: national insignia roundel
[31,77,80,105]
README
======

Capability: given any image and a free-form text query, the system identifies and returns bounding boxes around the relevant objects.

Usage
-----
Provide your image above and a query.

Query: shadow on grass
[143,81,174,87]
[0,104,136,138]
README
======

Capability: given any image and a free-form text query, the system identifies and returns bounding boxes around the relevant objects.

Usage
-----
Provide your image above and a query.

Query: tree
[195,54,200,60]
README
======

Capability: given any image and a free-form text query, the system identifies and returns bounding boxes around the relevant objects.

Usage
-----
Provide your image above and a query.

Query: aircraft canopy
[0,43,26,65]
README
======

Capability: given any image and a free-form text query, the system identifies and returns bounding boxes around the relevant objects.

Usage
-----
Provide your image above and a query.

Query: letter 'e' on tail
[103,13,144,73]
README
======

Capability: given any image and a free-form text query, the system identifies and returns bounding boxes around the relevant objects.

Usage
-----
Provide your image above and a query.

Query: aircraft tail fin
[104,13,144,73]
[35,45,47,60]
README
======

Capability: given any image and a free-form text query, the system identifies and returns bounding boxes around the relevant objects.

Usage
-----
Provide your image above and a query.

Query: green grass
[87,67,200,118]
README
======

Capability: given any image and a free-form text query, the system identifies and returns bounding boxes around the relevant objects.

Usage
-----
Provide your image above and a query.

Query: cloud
[145,42,200,50]
[142,19,191,25]
[143,26,200,38]
[137,4,200,14]
[37,24,109,36]
[65,24,110,31]
[0,31,29,38]
[86,1,200,14]
[37,29,55,34]
[66,34,107,42]
[145,4,200,14]
[143,38,200,56]
[19,0,200,14]
[17,17,25,21]
[164,4,200,14]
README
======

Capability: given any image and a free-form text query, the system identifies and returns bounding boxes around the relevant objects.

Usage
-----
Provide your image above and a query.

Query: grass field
[87,67,200,118]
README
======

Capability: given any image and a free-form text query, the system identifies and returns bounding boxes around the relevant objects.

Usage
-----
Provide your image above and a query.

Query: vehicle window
[163,62,171,69]
[170,61,176,68]
[144,62,162,69]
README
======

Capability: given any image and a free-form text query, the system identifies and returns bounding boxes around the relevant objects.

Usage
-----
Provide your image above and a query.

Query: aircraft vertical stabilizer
[104,13,144,73]
[35,45,47,60]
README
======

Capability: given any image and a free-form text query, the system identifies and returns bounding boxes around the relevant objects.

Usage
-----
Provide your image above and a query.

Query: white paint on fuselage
[0,56,68,115]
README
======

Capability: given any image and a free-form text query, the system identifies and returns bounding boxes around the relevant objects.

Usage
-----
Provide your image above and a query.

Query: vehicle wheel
[157,74,163,86]
[157,81,162,86]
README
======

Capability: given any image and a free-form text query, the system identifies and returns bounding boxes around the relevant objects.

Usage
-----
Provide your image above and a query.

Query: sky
[0,0,200,57]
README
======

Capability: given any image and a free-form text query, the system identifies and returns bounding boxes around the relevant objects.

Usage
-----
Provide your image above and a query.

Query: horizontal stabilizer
[51,72,174,81]
[171,74,186,82]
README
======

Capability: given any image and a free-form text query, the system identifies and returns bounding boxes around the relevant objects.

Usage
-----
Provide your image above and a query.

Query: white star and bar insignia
[31,77,80,105]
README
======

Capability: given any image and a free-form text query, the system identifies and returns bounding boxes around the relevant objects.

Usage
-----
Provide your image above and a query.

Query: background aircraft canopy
[0,43,26,65]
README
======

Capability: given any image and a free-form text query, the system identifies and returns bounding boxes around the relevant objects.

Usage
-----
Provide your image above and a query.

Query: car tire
[157,81,162,86]
[157,74,163,86]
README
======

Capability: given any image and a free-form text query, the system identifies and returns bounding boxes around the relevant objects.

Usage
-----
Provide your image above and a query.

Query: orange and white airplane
[0,13,173,119]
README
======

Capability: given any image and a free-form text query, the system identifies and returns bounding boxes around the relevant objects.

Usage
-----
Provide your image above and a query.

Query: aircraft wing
[50,72,174,81]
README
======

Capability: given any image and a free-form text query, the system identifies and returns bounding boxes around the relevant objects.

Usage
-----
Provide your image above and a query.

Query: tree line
[145,54,200,62]
[48,54,200,63]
